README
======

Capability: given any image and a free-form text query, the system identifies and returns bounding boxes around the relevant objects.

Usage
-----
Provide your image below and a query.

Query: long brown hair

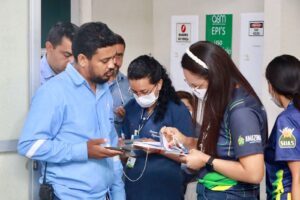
[181,41,261,157]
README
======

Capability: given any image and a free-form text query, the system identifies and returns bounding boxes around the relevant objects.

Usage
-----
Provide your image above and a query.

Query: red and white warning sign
[176,23,191,42]
[249,21,264,36]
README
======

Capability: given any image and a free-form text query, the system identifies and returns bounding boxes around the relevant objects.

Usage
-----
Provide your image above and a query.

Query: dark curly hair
[128,55,180,123]
[72,22,116,62]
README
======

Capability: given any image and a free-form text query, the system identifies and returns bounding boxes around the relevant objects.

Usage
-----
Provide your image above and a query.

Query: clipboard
[133,132,188,155]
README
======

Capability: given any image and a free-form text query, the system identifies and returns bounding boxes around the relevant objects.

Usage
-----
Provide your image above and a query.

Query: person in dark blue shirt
[264,55,300,200]
[122,55,194,200]
[161,41,268,199]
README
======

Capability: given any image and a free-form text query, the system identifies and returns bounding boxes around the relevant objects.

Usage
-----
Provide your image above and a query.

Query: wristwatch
[205,156,215,171]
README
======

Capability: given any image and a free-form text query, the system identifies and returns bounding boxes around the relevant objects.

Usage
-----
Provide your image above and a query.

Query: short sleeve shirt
[198,87,267,191]
[217,87,267,160]
[265,103,300,200]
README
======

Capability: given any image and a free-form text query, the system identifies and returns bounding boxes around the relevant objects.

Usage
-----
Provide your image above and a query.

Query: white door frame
[29,1,41,199]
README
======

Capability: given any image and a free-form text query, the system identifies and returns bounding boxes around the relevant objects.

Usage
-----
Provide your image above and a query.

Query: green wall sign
[206,14,232,56]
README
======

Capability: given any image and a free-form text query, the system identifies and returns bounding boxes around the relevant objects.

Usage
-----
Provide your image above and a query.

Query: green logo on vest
[279,127,296,148]
[238,136,245,146]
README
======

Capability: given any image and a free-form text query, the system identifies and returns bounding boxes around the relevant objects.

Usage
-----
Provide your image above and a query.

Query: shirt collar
[109,72,125,86]
[66,64,110,96]
[117,72,126,81]
[65,64,86,86]
[41,54,56,79]
[287,101,294,109]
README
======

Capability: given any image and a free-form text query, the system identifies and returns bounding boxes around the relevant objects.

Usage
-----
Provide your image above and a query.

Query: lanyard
[116,78,125,105]
[134,108,155,136]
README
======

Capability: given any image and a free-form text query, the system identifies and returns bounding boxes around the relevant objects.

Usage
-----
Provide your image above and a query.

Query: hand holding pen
[159,126,187,148]
[172,136,188,154]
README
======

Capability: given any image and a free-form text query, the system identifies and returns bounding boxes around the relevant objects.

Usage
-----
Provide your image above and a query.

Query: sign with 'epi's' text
[206,14,232,56]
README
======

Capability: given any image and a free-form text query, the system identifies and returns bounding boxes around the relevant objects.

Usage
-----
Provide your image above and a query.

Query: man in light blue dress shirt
[18,22,125,200]
[108,34,133,136]
[35,22,79,199]
[40,22,78,84]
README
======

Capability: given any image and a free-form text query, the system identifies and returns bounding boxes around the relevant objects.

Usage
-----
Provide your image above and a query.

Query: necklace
[136,108,155,135]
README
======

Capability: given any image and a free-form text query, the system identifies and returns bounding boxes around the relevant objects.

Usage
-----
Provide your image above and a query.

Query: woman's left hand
[183,149,209,170]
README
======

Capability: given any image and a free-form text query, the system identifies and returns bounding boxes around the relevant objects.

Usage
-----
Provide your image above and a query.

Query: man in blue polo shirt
[108,34,132,136]
[18,22,125,200]
[40,22,78,84]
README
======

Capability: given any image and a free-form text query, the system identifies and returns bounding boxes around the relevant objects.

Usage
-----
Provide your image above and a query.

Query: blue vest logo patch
[279,127,296,148]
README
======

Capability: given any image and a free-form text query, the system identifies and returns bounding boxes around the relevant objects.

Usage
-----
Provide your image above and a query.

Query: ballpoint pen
[173,136,188,153]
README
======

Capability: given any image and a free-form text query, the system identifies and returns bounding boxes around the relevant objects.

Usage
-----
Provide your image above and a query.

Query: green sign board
[206,14,232,56]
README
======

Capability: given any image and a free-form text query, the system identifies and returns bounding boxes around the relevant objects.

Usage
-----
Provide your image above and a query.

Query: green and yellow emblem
[238,136,245,146]
[279,127,296,148]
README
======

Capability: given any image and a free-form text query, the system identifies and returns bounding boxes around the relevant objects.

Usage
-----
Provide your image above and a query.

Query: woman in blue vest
[122,55,194,200]
[264,55,300,200]
[161,41,268,199]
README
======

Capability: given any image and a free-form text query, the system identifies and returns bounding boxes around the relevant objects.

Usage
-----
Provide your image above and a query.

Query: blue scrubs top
[265,103,300,200]
[122,99,194,200]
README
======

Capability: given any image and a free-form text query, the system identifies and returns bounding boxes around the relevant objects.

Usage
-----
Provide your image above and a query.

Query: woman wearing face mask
[122,55,194,200]
[161,41,268,199]
[264,55,300,200]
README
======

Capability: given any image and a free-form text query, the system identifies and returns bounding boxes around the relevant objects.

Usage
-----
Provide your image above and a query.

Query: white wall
[263,0,300,130]
[153,0,264,71]
[71,0,92,25]
[0,0,29,199]
[263,0,283,132]
[91,0,153,74]
[281,0,300,58]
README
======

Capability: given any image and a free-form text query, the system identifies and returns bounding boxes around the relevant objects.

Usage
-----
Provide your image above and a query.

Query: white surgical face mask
[193,88,207,101]
[134,92,158,108]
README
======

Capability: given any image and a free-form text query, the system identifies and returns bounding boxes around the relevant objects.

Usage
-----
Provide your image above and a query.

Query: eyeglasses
[184,79,199,89]
[128,84,157,96]
[184,79,208,90]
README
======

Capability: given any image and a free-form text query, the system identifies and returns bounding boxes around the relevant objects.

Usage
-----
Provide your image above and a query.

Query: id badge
[126,157,136,169]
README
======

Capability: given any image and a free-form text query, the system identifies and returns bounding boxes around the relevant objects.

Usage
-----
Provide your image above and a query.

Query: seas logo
[279,127,296,148]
